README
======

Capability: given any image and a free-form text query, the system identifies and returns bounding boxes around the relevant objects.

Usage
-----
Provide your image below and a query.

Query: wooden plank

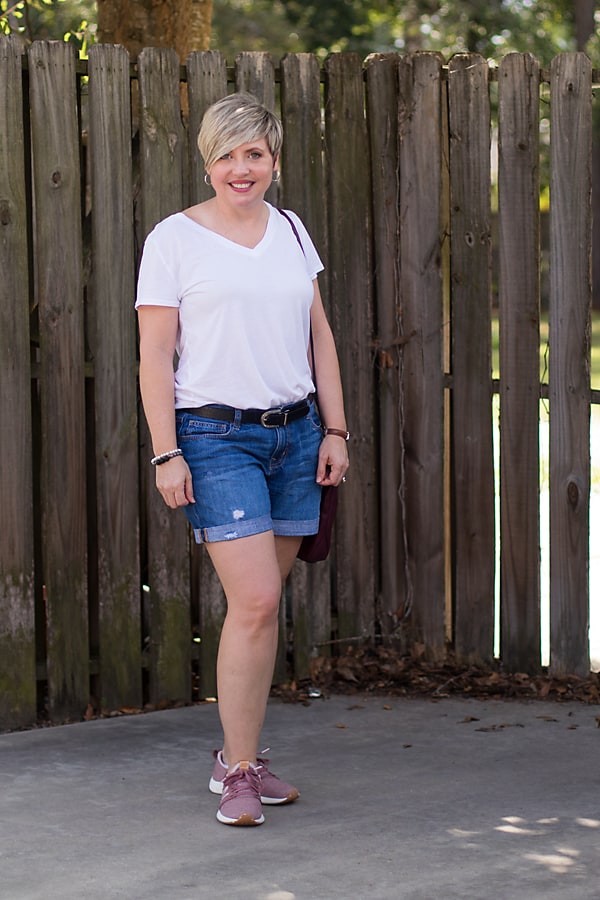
[280,52,332,678]
[138,47,191,703]
[549,53,592,676]
[234,52,278,206]
[0,36,36,729]
[397,52,446,657]
[234,51,275,108]
[447,53,495,665]
[28,40,88,720]
[324,53,377,644]
[184,50,228,696]
[497,53,541,671]
[365,53,406,640]
[186,50,227,205]
[87,44,141,711]
[279,53,327,262]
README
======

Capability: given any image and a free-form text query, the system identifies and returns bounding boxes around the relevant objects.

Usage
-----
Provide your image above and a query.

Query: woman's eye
[249,152,262,159]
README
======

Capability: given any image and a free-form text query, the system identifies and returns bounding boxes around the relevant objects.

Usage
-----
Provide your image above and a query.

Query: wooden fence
[1,37,598,730]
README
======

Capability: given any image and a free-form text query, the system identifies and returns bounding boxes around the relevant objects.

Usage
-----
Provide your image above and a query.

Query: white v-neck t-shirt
[136,203,324,410]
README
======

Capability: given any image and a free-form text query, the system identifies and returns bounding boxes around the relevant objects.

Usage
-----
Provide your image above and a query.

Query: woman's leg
[207,531,301,768]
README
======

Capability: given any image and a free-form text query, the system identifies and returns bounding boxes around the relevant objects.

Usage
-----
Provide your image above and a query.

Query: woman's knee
[227,585,281,631]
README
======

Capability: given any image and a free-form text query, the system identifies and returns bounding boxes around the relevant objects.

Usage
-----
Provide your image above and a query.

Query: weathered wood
[324,53,377,643]
[448,53,495,664]
[396,52,447,658]
[184,50,229,696]
[3,47,600,730]
[88,44,142,710]
[280,51,332,677]
[28,40,89,720]
[186,50,227,204]
[0,36,36,729]
[234,51,275,108]
[364,54,405,641]
[234,52,278,205]
[497,53,541,671]
[549,53,592,676]
[138,47,191,703]
[279,53,327,263]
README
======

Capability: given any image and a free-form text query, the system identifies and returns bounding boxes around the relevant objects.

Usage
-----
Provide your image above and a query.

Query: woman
[136,92,349,827]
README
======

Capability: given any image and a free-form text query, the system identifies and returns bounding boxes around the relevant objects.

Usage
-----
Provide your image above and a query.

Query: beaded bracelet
[151,449,183,466]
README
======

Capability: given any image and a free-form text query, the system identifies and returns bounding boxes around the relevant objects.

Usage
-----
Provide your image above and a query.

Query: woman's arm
[309,280,350,487]
[138,305,195,508]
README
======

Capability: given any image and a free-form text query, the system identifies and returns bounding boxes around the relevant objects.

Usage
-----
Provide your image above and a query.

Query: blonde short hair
[198,92,283,172]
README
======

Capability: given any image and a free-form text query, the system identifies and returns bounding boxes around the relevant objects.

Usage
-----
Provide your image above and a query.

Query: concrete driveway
[1,693,599,900]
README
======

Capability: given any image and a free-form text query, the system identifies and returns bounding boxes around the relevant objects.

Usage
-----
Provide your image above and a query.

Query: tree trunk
[573,0,595,51]
[96,0,213,61]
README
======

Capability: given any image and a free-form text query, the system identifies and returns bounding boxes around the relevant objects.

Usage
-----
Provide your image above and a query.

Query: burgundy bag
[297,483,338,563]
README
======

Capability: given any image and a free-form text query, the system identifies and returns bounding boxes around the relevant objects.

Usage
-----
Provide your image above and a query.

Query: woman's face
[208,137,277,207]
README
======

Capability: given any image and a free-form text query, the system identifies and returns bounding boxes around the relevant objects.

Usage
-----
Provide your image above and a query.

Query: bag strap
[278,208,317,389]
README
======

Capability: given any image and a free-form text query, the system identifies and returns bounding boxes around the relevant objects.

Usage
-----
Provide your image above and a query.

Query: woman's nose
[231,155,249,174]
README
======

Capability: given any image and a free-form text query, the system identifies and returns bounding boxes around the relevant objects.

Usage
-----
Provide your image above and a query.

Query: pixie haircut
[198,92,283,172]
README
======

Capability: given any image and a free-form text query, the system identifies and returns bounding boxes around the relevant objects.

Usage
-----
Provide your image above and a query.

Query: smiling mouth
[230,181,253,189]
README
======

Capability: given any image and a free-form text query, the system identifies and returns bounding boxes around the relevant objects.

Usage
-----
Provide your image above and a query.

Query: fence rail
[0,38,597,730]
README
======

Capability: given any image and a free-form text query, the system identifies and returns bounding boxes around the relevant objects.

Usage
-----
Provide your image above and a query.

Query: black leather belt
[178,398,311,428]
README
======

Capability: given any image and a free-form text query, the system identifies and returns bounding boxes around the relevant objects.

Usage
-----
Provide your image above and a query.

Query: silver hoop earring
[204,173,212,186]
[272,171,280,183]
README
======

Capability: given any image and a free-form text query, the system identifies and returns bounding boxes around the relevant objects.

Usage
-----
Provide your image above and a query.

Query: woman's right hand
[155,455,196,509]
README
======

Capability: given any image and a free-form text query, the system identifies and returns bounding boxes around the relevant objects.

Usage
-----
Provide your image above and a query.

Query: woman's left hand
[316,434,349,487]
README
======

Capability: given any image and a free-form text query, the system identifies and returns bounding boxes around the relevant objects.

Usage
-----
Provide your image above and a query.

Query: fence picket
[235,52,278,206]
[549,53,592,676]
[498,53,541,671]
[87,44,142,710]
[324,53,377,644]
[448,53,495,664]
[280,52,332,677]
[28,41,89,719]
[186,50,227,204]
[137,47,191,703]
[397,52,447,657]
[0,37,36,729]
[365,54,405,640]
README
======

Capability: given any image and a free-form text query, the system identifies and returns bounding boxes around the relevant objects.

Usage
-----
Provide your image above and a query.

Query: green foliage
[1,0,596,65]
[0,0,95,53]
[210,0,304,61]
[210,0,594,65]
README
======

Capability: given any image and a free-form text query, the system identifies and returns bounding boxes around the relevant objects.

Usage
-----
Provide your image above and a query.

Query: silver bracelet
[151,448,183,466]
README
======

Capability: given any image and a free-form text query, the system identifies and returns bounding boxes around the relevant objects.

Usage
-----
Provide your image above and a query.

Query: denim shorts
[175,399,323,544]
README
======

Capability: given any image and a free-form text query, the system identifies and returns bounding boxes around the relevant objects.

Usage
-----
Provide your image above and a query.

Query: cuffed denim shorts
[175,398,323,544]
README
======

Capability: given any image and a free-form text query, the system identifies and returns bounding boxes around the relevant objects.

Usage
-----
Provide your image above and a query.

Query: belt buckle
[261,408,287,428]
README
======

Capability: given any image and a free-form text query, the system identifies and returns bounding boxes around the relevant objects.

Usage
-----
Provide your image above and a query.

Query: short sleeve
[135,229,180,309]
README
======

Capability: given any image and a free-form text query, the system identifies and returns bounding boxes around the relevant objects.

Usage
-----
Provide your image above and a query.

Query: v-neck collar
[179,204,274,252]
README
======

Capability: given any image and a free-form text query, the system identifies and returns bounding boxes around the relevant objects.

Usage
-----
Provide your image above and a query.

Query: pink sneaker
[216,761,264,826]
[210,749,300,806]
